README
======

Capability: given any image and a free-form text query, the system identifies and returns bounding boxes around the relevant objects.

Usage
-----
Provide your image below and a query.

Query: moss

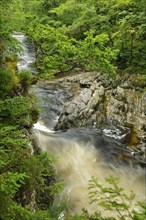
[130,74,146,88]
[124,124,140,147]
[6,61,20,91]
[6,61,18,72]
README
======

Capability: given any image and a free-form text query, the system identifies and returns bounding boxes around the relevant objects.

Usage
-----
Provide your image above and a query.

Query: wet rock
[79,89,92,104]
[55,76,106,130]
[54,72,146,158]
[36,70,146,167]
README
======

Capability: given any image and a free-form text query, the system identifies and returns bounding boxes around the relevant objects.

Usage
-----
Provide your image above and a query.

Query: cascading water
[33,83,145,215]
[12,32,37,74]
[13,33,146,215]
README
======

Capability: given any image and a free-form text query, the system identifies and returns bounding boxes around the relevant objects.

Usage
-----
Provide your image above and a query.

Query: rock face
[54,71,146,154]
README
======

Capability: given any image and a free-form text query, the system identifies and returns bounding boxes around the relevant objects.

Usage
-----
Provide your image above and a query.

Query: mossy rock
[130,74,146,88]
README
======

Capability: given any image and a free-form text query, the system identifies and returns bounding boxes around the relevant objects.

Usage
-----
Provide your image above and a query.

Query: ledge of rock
[54,71,146,159]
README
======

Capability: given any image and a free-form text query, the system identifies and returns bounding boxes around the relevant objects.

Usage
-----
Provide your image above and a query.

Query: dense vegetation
[0,1,63,219]
[9,0,146,78]
[0,0,146,219]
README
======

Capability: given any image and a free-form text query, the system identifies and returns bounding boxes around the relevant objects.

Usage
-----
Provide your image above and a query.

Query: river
[12,33,146,215]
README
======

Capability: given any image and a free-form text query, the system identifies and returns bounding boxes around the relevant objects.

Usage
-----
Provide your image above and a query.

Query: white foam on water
[33,120,53,133]
[34,127,146,216]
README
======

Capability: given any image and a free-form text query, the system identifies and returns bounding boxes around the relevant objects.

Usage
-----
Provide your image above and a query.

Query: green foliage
[0,171,28,220]
[0,122,63,219]
[19,70,32,96]
[132,202,146,220]
[89,177,131,214]
[0,67,15,99]
[69,176,146,220]
[0,126,30,170]
[0,1,146,219]
[17,152,63,209]
[28,24,77,77]
[0,96,38,127]
[22,0,146,76]
[2,0,146,76]
[85,176,145,220]
[48,199,71,219]
[0,126,30,220]
[76,31,117,76]
[0,2,63,216]
[0,0,20,64]
[27,24,117,78]
[130,74,146,88]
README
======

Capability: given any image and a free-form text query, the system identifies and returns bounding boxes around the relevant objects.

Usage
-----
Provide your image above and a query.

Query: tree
[9,0,146,76]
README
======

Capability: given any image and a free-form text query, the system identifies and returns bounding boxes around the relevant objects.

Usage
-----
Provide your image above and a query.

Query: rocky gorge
[51,70,146,166]
[10,32,146,217]
[34,70,146,213]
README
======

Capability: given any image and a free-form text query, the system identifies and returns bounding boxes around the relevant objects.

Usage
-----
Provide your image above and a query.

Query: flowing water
[13,33,146,215]
[12,32,37,74]
[33,84,145,215]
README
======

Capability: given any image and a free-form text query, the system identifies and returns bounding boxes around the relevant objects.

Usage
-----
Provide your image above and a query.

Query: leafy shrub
[0,124,63,219]
[74,176,146,220]
[27,24,117,78]
[0,96,38,127]
[0,67,18,99]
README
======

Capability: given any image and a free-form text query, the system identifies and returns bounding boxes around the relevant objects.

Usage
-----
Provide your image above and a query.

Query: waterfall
[12,32,37,74]
[13,33,146,215]
[34,123,145,214]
